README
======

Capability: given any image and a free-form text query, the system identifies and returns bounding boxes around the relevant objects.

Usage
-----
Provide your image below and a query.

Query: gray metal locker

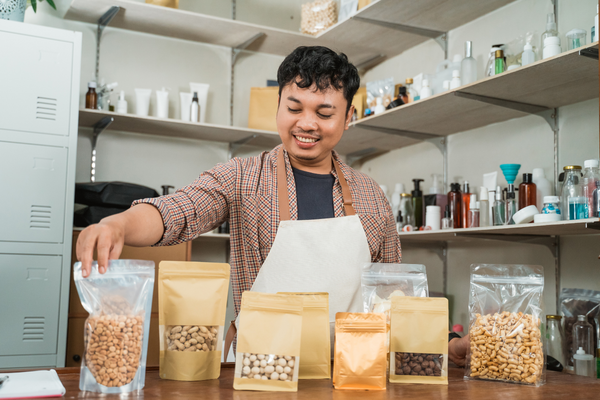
[0,19,82,368]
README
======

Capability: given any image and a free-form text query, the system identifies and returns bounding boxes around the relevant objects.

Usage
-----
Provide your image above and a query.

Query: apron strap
[223,320,237,363]
[277,147,356,219]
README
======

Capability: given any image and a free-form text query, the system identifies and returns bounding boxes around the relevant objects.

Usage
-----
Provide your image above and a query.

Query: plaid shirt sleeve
[379,205,402,263]
[132,160,237,246]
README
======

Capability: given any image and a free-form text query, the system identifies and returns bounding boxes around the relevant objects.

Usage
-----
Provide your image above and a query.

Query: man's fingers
[96,233,113,275]
[77,229,98,278]
[108,241,124,264]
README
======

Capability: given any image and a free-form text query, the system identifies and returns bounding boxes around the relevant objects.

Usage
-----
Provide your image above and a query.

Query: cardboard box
[248,87,279,132]
[352,87,367,119]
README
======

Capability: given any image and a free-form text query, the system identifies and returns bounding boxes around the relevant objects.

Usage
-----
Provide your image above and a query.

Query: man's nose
[296,112,318,132]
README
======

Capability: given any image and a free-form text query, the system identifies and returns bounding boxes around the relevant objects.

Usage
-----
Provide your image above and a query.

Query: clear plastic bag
[301,0,337,36]
[74,260,155,393]
[366,77,394,111]
[465,264,545,386]
[361,263,428,320]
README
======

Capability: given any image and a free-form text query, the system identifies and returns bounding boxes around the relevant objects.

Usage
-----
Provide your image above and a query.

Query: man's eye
[287,107,301,113]
[318,113,332,118]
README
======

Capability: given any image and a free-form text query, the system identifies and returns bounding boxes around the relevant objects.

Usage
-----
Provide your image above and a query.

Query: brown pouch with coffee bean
[158,261,230,381]
[389,296,448,384]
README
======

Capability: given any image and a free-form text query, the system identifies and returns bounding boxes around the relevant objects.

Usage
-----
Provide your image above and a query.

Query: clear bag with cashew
[74,260,155,393]
[465,264,545,386]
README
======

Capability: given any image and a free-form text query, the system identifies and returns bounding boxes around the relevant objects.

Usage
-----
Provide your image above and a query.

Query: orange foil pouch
[333,313,387,390]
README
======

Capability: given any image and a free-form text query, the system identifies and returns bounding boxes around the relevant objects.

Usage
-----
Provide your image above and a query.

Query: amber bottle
[85,81,97,109]
[519,173,537,210]
[447,183,462,229]
[461,181,470,228]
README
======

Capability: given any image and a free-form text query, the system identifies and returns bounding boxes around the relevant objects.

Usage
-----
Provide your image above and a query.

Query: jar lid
[543,196,560,203]
[495,49,504,58]
[513,205,539,224]
[405,78,413,84]
[563,165,582,170]
[400,193,412,198]
[584,159,599,169]
[566,28,587,37]
[546,315,562,320]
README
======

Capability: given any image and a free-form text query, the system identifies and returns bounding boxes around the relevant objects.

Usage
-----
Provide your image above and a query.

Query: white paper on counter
[0,369,65,399]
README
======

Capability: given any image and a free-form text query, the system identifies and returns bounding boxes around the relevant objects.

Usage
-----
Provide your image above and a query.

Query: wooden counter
[46,365,600,399]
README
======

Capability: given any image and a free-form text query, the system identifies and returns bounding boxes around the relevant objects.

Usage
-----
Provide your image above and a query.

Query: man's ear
[345,104,355,130]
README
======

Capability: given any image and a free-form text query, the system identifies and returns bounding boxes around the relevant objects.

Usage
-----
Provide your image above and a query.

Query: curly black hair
[277,46,360,113]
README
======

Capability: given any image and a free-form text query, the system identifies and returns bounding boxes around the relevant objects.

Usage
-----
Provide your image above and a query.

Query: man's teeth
[295,135,317,143]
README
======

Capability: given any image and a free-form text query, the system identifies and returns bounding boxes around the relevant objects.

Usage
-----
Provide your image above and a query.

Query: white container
[425,205,441,230]
[512,205,540,224]
[180,92,193,121]
[134,88,151,117]
[532,168,553,212]
[374,97,386,114]
[156,88,169,119]
[450,70,461,89]
[189,82,209,123]
[534,213,561,223]
[116,90,128,114]
[522,42,536,66]
[420,79,433,99]
[566,28,586,50]
[442,80,450,91]
[573,347,595,378]
[543,36,561,59]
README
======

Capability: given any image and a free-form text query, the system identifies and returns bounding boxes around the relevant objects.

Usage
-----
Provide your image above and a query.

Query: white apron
[250,147,371,322]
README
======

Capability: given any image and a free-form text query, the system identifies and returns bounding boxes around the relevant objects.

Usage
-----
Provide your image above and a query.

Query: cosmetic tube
[180,92,193,121]
[134,88,151,117]
[156,88,169,119]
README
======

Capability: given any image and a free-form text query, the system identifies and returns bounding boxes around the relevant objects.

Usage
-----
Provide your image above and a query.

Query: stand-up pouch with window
[233,292,303,392]
[158,261,230,381]
[333,312,387,390]
[390,297,448,384]
[278,292,330,379]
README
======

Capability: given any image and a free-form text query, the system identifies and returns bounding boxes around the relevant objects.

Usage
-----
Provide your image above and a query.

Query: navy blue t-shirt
[292,167,335,220]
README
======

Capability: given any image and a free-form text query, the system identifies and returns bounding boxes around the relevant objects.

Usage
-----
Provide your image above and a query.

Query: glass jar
[560,165,583,220]
[546,315,565,366]
[399,193,414,228]
[542,196,561,215]
[572,315,595,378]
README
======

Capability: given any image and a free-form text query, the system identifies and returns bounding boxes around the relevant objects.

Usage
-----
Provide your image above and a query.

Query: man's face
[276,80,353,168]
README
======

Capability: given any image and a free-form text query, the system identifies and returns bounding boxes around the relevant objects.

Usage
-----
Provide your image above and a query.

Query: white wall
[28,0,599,329]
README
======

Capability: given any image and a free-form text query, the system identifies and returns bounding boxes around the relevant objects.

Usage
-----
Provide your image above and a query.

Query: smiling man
[76,46,468,365]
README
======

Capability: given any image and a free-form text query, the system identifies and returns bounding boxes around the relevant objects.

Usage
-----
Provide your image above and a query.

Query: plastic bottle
[190,91,200,122]
[420,79,433,99]
[561,165,584,220]
[541,13,559,51]
[461,181,470,228]
[582,159,600,217]
[573,315,595,378]
[532,168,553,212]
[441,205,453,229]
[546,315,565,366]
[479,187,490,227]
[522,42,536,66]
[468,195,480,228]
[425,205,441,230]
[450,70,461,89]
[442,80,451,92]
[493,185,506,226]
[448,183,462,229]
[116,90,128,114]
[543,36,562,59]
[494,49,506,75]
[85,81,97,109]
[461,40,477,85]
[412,179,424,228]
[485,46,502,77]
[374,97,386,114]
[519,173,537,210]
[405,78,418,102]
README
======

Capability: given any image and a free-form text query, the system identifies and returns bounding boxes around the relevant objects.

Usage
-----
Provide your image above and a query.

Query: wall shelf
[398,218,600,243]
[341,42,599,156]
[64,0,516,66]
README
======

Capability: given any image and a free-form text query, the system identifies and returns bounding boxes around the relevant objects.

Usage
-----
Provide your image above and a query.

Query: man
[77,46,468,366]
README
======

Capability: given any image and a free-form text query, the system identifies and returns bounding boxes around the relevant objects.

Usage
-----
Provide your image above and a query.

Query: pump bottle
[461,181,471,228]
[412,179,424,228]
[116,90,128,114]
[492,186,506,226]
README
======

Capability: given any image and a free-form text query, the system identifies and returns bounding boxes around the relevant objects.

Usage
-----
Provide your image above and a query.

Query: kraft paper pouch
[278,292,330,379]
[233,292,303,392]
[333,313,387,390]
[390,297,448,385]
[158,261,230,381]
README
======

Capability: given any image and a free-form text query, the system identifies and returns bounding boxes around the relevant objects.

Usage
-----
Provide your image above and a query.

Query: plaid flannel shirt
[134,145,401,316]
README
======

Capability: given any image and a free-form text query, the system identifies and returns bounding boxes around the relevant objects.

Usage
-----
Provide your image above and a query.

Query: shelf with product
[63,0,517,68]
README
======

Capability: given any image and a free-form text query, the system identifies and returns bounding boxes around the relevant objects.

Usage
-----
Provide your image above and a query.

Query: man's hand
[448,334,470,367]
[76,204,165,278]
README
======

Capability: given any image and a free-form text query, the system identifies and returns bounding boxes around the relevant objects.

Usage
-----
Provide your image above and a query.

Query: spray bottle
[492,186,506,226]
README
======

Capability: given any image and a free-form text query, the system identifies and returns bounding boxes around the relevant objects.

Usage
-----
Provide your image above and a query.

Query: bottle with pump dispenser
[468,194,480,228]
[448,183,462,229]
[412,179,424,228]
[441,205,453,229]
[461,181,470,228]
[420,79,433,99]
[190,91,200,122]
[116,90,128,114]
[461,41,477,85]
[479,187,490,227]
[521,42,536,66]
[541,13,559,51]
[493,185,506,226]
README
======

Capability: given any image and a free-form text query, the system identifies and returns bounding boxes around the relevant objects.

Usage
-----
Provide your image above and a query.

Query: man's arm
[76,204,164,278]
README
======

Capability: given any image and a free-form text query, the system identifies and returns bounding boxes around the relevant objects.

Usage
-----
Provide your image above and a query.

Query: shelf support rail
[95,6,121,83]
[352,16,448,57]
[345,147,384,167]
[90,117,114,182]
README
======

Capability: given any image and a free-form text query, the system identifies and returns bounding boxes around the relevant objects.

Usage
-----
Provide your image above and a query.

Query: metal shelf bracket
[95,6,121,82]
[228,134,260,159]
[90,116,114,182]
[579,47,599,60]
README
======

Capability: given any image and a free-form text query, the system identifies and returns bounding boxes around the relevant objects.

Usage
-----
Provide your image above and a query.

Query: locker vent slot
[36,97,57,121]
[30,205,51,229]
[23,317,45,341]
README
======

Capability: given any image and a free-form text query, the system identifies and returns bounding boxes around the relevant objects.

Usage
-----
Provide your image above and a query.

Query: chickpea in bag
[465,264,546,386]
[390,297,448,384]
[333,313,387,390]
[233,292,303,392]
[74,260,154,393]
[278,292,330,379]
[158,261,230,381]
